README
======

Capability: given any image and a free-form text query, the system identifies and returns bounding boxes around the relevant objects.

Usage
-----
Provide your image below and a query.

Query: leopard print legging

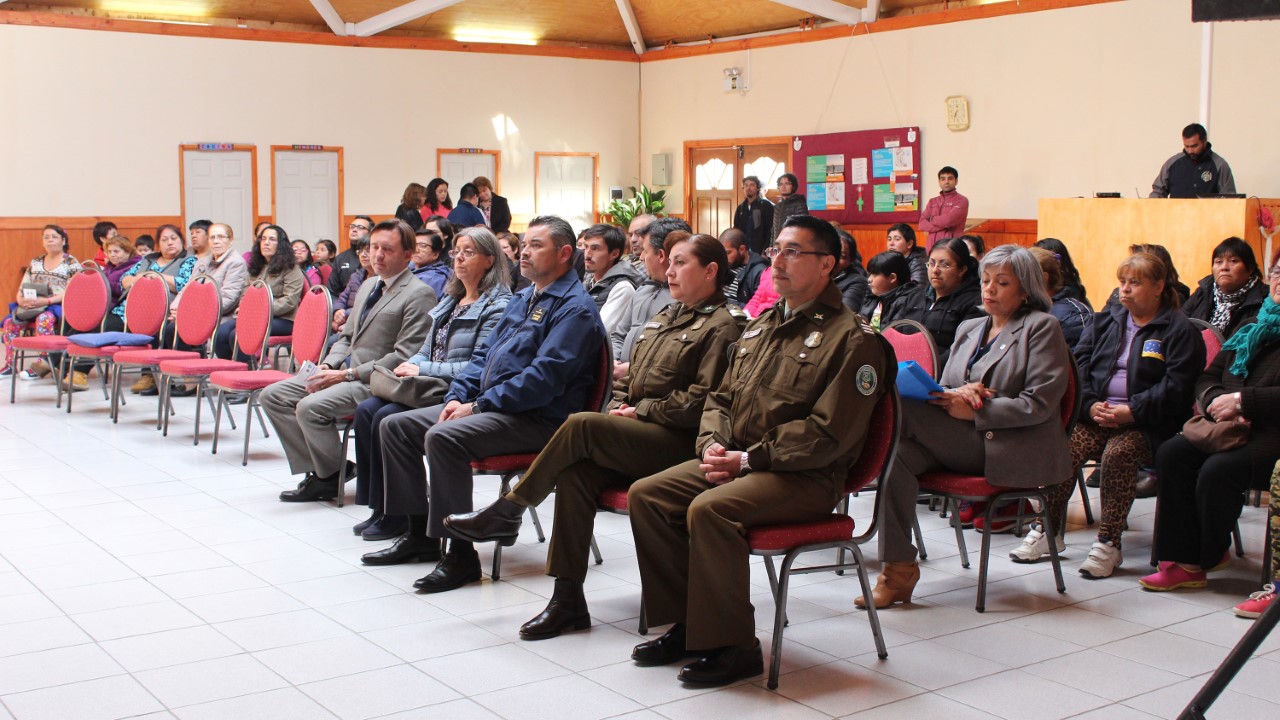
[1041,419,1152,547]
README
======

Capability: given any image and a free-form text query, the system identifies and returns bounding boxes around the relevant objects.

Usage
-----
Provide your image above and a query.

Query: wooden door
[742,143,791,204]
[689,147,737,237]
[438,150,499,196]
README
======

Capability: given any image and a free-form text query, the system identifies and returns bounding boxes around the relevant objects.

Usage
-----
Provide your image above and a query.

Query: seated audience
[422,178,452,221]
[1103,244,1191,310]
[1143,260,1280,591]
[612,220,689,378]
[263,219,436,503]
[1183,237,1267,339]
[628,216,888,685]
[395,182,428,232]
[720,228,768,308]
[314,239,337,288]
[91,221,117,266]
[581,223,642,335]
[962,234,986,262]
[859,251,921,331]
[743,266,779,318]
[411,227,452,299]
[900,237,984,365]
[1033,238,1089,306]
[133,235,155,256]
[425,216,455,257]
[1012,252,1204,578]
[443,231,743,639]
[197,224,249,320]
[352,227,512,540]
[113,224,198,393]
[866,245,1072,608]
[103,234,141,310]
[328,216,373,296]
[1029,246,1093,361]
[888,223,927,285]
[448,183,487,228]
[292,240,323,287]
[1,224,82,380]
[332,240,372,333]
[214,225,306,361]
[361,215,605,594]
[497,231,532,292]
[834,229,869,311]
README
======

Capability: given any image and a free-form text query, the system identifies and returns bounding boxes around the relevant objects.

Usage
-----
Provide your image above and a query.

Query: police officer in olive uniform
[444,231,744,640]
[626,215,890,687]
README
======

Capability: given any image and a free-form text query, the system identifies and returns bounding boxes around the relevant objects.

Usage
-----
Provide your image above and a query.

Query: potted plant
[604,184,666,226]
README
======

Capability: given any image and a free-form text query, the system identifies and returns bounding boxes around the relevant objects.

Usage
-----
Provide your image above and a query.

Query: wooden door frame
[534,152,600,224]
[269,145,345,237]
[178,143,259,230]
[436,148,502,193]
[683,136,791,220]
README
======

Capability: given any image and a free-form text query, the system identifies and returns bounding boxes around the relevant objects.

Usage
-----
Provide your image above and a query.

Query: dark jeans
[353,396,414,509]
[214,317,292,363]
[1152,434,1252,569]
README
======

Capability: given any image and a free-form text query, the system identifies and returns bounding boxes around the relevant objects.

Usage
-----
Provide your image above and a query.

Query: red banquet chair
[883,319,941,380]
[467,339,613,581]
[208,282,331,465]
[64,272,170,417]
[746,387,900,690]
[916,356,1082,612]
[108,275,229,426]
[9,264,110,408]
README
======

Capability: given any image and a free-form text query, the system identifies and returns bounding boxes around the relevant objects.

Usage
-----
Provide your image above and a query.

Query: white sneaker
[1079,540,1123,579]
[1009,526,1066,564]
[16,369,40,381]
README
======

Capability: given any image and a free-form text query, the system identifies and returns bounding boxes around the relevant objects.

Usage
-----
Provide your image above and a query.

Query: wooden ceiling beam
[613,0,645,55]
[765,0,866,25]
[352,0,466,37]
[307,0,348,36]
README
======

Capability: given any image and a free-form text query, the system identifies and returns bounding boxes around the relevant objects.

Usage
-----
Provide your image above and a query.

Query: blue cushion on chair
[68,331,153,348]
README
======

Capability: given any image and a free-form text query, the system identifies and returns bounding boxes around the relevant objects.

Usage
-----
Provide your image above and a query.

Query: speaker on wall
[1192,0,1280,22]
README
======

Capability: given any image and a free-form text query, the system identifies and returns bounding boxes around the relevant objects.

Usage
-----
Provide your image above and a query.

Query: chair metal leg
[1233,520,1245,558]
[65,357,74,414]
[589,535,602,565]
[211,390,224,455]
[949,498,970,569]
[835,495,849,574]
[976,503,996,613]
[241,394,256,465]
[766,550,796,691]
[850,543,888,659]
[637,597,647,635]
[54,354,66,409]
[254,403,270,438]
[110,365,121,423]
[8,351,17,403]
[1041,492,1068,596]
[492,544,503,582]
[1076,468,1096,525]
[913,513,928,561]
[335,424,353,508]
[528,507,545,542]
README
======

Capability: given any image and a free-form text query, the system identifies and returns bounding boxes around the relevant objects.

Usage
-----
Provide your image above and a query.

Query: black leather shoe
[353,511,382,536]
[361,535,442,566]
[1134,472,1158,499]
[170,384,197,398]
[362,514,409,541]
[413,549,482,593]
[632,623,696,666]
[279,475,338,502]
[443,498,524,545]
[677,640,764,686]
[520,579,590,640]
[320,460,357,485]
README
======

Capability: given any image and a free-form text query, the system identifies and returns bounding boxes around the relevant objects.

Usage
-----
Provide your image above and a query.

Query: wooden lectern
[1038,198,1278,309]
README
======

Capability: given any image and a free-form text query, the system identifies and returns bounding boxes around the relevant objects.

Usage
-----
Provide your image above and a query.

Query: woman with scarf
[1183,237,1267,339]
[1140,257,1280,593]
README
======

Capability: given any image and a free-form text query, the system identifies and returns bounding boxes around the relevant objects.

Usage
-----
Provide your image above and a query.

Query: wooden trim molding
[269,144,345,240]
[682,136,791,223]
[534,152,601,226]
[435,149,503,193]
[178,143,259,230]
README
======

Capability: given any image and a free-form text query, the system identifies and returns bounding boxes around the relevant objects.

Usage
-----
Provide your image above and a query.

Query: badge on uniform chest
[805,332,823,348]
[530,306,547,322]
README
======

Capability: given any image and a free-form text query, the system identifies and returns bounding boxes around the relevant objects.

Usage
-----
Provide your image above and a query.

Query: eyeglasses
[414,242,433,250]
[766,246,829,260]
[926,260,955,270]
[1269,266,1280,279]
[209,234,230,240]
[454,248,480,259]
[348,224,371,231]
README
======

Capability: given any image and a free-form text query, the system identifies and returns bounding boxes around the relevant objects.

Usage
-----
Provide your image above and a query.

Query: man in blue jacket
[363,215,606,594]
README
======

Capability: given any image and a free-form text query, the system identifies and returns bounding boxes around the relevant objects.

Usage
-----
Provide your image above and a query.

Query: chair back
[123,272,171,337]
[883,319,941,379]
[1062,353,1082,435]
[844,389,900,496]
[233,281,275,365]
[1186,319,1225,368]
[586,338,614,413]
[61,266,110,334]
[173,274,222,350]
[290,285,334,365]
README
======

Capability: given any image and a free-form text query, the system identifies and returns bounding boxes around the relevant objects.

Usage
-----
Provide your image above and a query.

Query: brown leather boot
[855,561,920,609]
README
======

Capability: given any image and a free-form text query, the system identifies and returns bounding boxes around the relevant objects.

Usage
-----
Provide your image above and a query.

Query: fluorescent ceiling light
[453,27,538,46]
[99,1,210,18]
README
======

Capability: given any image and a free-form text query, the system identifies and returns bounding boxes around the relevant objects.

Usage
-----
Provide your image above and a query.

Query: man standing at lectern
[1150,123,1236,198]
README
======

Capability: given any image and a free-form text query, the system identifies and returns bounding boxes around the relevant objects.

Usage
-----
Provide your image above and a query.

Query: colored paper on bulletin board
[825,183,845,210]
[807,154,845,183]
[850,157,869,185]
[894,182,917,211]
[808,183,827,211]
[893,147,914,173]
[871,149,894,178]
[873,184,895,212]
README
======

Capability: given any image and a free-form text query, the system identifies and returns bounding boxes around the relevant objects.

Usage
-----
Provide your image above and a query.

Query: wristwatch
[739,451,751,474]
[345,368,356,382]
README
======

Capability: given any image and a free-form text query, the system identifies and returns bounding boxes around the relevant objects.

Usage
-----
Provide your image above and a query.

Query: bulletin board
[792,127,922,224]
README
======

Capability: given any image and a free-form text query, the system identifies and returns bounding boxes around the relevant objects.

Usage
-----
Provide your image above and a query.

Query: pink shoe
[1139,563,1207,591]
[1156,551,1231,574]
[1234,585,1276,619]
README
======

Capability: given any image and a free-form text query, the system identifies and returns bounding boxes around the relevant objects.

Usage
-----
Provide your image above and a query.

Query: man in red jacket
[918,166,969,249]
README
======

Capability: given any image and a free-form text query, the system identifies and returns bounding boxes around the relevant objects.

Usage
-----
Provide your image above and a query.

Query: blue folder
[896,360,944,402]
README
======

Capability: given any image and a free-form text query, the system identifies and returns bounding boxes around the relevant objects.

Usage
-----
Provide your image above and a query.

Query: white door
[274,151,339,245]
[183,149,254,254]
[536,154,596,235]
[439,152,497,197]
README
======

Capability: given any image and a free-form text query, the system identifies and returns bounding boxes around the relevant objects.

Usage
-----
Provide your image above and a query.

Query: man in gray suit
[263,219,437,503]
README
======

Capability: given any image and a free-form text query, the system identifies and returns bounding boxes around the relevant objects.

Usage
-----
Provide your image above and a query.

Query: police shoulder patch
[856,365,878,396]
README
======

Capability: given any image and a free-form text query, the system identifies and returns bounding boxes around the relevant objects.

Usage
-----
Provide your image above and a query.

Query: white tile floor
[2,379,1278,719]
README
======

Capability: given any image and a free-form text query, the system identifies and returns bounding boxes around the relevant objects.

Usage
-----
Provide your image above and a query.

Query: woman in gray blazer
[351,227,513,545]
[860,245,1073,609]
